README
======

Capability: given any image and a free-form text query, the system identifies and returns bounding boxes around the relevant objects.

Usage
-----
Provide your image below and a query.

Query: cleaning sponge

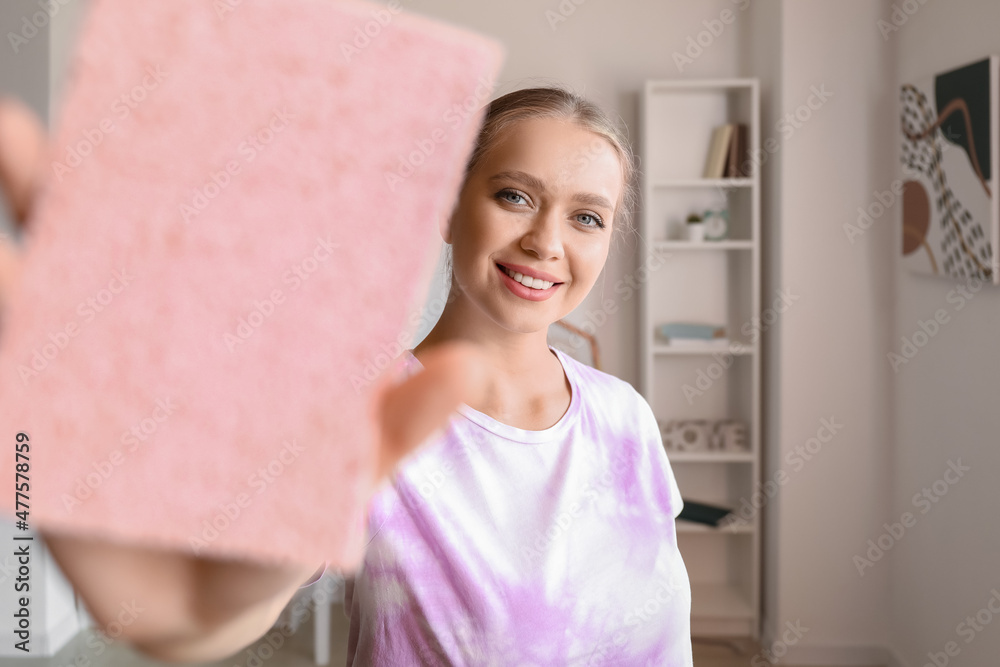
[0,0,503,571]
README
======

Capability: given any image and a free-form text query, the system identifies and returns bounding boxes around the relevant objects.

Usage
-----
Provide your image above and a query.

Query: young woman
[0,85,692,662]
[338,87,693,666]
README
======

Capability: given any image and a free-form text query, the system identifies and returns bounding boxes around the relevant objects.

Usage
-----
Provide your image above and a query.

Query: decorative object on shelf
[685,212,705,242]
[900,55,1000,284]
[702,208,730,241]
[548,318,601,370]
[661,419,711,452]
[711,419,749,452]
[656,322,728,347]
[678,499,734,527]
[659,418,748,454]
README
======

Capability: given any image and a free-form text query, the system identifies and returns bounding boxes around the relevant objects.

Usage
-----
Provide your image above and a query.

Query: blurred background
[1,1,997,665]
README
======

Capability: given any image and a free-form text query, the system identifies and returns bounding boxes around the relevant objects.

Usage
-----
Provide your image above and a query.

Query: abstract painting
[900,56,999,283]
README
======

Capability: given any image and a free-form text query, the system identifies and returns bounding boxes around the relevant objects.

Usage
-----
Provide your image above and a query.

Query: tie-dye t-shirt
[342,345,693,666]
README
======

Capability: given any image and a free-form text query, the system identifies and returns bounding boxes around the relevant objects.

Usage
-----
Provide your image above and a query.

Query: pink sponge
[0,0,503,571]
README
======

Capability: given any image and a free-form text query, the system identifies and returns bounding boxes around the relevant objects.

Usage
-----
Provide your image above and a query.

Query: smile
[500,264,555,289]
[496,263,562,301]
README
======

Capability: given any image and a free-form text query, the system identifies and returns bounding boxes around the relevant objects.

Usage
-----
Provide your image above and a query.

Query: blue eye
[497,189,528,205]
[577,212,605,229]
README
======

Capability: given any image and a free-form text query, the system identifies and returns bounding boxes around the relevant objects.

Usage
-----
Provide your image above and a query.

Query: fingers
[0,96,47,227]
[372,341,488,482]
[42,529,200,646]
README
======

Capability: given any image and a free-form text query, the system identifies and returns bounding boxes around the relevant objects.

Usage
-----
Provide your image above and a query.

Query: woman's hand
[369,341,487,483]
[0,95,487,659]
[0,97,45,308]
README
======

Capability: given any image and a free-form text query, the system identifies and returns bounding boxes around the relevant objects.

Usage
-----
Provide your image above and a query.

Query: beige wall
[741,1,899,662]
[735,2,1000,663]
[891,2,1000,665]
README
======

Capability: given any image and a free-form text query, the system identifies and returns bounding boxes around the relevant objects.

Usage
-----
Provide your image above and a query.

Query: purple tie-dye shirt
[341,345,693,666]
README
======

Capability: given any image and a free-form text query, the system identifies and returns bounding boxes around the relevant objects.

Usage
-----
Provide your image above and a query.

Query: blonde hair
[461,86,639,243]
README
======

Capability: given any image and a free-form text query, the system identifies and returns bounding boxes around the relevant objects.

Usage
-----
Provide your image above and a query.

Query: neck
[413,285,557,383]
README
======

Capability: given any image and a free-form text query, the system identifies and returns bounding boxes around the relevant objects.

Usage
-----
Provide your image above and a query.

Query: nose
[520,206,565,261]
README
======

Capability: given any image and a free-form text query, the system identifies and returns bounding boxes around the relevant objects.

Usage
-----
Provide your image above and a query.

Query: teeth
[502,266,553,290]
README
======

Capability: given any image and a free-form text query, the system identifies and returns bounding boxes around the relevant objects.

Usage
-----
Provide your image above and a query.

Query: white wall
[741,2,899,663]
[738,2,1000,664]
[890,2,1000,665]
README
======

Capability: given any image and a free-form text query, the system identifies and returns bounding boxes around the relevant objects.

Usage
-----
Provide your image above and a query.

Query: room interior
[0,0,997,665]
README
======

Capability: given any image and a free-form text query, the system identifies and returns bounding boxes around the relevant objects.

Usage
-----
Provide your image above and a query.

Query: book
[657,322,727,341]
[678,500,734,527]
[664,338,731,348]
[703,123,735,179]
[724,123,748,178]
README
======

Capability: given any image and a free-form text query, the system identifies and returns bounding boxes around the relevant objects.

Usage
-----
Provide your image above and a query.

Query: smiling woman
[340,86,694,666]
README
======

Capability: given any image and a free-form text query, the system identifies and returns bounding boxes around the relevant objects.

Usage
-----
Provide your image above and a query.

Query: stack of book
[702,123,748,179]
[657,322,729,347]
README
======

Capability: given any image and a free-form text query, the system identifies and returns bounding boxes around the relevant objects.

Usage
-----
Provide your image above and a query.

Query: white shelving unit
[638,79,761,640]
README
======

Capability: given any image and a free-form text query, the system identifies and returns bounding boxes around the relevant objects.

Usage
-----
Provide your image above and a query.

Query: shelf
[653,178,754,189]
[676,521,753,534]
[641,77,760,641]
[647,78,757,93]
[653,342,755,356]
[690,583,755,619]
[650,185,754,241]
[666,451,754,463]
[654,240,754,250]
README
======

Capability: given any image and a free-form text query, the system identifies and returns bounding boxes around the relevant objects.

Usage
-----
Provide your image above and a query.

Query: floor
[4,609,885,666]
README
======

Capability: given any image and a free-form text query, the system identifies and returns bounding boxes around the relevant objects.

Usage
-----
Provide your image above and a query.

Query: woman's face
[445,116,623,334]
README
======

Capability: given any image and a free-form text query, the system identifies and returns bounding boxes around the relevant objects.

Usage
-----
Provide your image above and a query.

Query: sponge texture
[0,0,503,571]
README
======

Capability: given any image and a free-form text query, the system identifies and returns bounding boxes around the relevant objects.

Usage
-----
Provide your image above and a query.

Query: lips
[496,263,561,301]
[495,262,564,284]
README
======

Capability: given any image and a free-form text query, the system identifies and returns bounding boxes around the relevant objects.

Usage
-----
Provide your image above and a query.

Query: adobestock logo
[16,268,135,385]
[383,76,495,192]
[338,0,404,62]
[672,0,751,73]
[60,396,180,514]
[853,458,969,577]
[7,0,77,54]
[51,66,169,183]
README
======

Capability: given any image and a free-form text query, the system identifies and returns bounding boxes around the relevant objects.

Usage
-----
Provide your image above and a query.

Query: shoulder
[558,349,650,418]
[558,350,682,518]
[556,348,661,446]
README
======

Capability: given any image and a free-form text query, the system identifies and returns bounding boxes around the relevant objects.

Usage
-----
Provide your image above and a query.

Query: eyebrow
[488,170,615,213]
